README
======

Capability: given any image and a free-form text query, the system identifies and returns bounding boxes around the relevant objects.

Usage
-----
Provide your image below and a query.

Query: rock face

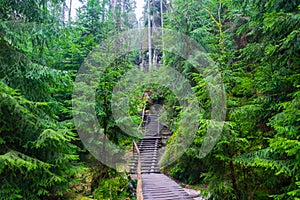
[183,188,208,200]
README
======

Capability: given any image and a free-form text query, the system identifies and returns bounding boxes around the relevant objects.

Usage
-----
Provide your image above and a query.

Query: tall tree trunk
[160,0,164,63]
[62,1,66,23]
[111,0,117,13]
[102,0,106,23]
[120,0,125,29]
[185,0,189,35]
[230,160,240,200]
[148,0,152,70]
[68,0,72,22]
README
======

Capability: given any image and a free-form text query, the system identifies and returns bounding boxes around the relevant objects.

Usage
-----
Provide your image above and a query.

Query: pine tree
[0,0,83,198]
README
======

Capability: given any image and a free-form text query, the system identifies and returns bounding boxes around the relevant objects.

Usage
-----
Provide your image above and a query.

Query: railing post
[133,141,143,200]
[157,116,160,136]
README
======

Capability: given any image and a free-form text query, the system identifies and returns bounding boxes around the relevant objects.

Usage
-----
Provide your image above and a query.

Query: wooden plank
[142,173,191,200]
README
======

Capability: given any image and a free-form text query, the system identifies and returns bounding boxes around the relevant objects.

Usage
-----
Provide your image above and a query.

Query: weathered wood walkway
[131,114,191,200]
[143,173,192,200]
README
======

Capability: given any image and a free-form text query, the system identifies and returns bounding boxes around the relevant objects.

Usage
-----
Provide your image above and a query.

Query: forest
[0,0,299,199]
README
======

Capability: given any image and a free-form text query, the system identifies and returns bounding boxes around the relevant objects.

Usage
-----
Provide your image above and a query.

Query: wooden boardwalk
[131,114,191,200]
[143,173,192,200]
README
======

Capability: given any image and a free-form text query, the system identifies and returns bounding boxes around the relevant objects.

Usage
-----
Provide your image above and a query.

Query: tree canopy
[0,0,299,199]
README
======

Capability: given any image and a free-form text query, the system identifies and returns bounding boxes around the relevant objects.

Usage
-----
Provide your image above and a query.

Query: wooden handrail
[138,103,146,129]
[133,141,143,200]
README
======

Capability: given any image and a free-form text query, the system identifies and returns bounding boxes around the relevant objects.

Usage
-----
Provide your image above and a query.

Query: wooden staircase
[130,114,161,174]
[130,138,161,173]
[130,114,192,200]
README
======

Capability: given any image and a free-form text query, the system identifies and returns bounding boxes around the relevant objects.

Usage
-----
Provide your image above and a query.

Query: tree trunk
[185,0,189,35]
[160,0,164,59]
[148,0,152,70]
[68,0,72,22]
[230,160,240,200]
[62,0,66,23]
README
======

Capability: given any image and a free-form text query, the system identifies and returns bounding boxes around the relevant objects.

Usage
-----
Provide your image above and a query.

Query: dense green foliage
[0,1,84,199]
[0,0,299,199]
[0,0,134,199]
[162,0,300,199]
